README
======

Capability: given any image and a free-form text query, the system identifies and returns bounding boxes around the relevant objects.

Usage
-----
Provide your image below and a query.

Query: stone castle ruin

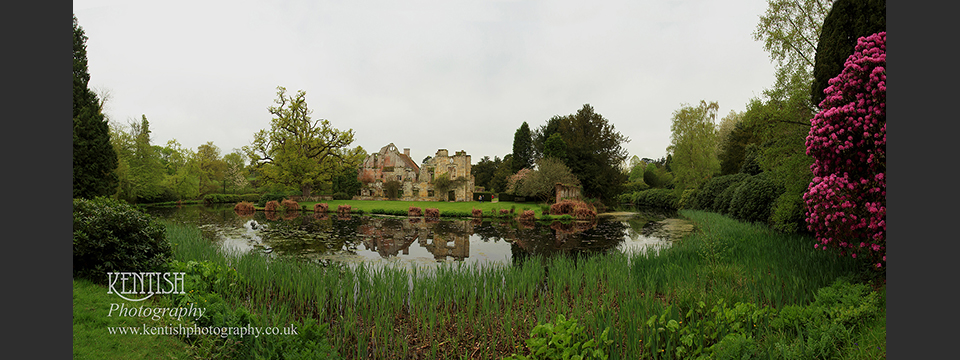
[357,143,475,202]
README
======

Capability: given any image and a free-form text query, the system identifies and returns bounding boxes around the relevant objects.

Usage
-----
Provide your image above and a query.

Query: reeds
[163,208,864,359]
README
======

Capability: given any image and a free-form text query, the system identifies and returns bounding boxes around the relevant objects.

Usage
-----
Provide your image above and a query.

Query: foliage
[718,121,758,176]
[280,198,301,212]
[424,208,440,219]
[677,188,698,210]
[472,208,483,218]
[506,168,534,195]
[727,172,785,224]
[234,201,255,216]
[811,0,885,107]
[257,191,300,206]
[804,32,886,268]
[536,104,630,205]
[314,203,329,213]
[490,154,515,193]
[689,173,750,211]
[516,157,581,202]
[382,179,401,199]
[408,206,423,217]
[504,314,612,360]
[73,197,171,283]
[264,200,280,212]
[244,86,356,197]
[753,0,833,104]
[74,15,119,199]
[667,100,720,192]
[623,189,679,210]
[471,156,499,191]
[767,279,882,359]
[203,193,260,204]
[642,163,673,189]
[332,192,352,200]
[542,133,568,161]
[513,122,536,172]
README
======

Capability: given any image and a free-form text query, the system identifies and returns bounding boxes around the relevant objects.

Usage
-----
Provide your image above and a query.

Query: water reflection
[146,205,689,267]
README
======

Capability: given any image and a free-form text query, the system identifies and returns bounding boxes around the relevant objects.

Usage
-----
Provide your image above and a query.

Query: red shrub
[265,200,280,212]
[519,209,536,221]
[472,208,483,218]
[234,201,255,216]
[573,202,597,220]
[337,205,352,216]
[408,207,423,217]
[314,203,329,213]
[281,199,300,212]
[550,200,576,215]
[425,208,440,219]
[499,209,510,216]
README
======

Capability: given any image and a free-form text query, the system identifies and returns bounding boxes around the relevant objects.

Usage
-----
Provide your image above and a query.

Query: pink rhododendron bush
[804,32,886,268]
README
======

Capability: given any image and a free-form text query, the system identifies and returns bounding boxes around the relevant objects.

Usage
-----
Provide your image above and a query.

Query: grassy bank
[161,209,884,359]
[72,278,192,360]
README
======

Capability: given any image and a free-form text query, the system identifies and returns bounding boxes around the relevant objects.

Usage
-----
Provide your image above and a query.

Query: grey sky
[74,0,776,166]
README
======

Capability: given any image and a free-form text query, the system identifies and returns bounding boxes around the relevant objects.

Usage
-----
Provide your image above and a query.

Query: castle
[357,143,475,202]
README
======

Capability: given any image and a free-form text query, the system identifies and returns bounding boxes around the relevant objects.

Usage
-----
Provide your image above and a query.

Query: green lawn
[73,278,192,360]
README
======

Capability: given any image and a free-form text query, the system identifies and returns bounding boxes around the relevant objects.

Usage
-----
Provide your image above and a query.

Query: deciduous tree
[244,86,356,196]
[667,101,720,192]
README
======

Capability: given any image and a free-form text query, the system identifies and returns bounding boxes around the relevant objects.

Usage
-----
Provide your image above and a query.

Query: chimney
[404,148,410,157]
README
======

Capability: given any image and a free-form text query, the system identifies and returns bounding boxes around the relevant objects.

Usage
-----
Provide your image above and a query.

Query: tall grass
[164,208,868,359]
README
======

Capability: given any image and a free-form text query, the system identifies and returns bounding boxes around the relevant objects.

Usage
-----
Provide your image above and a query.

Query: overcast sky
[74,0,777,166]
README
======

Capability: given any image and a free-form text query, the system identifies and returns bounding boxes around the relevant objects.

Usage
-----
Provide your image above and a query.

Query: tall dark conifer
[511,122,534,173]
[73,15,118,199]
[811,0,885,107]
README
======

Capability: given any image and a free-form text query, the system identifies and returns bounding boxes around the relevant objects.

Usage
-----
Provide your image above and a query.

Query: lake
[145,204,692,268]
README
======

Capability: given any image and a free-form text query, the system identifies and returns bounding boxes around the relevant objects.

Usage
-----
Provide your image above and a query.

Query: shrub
[499,209,511,217]
[550,200,575,215]
[73,197,172,283]
[332,192,351,200]
[408,206,423,217]
[572,202,597,220]
[690,173,750,210]
[727,172,784,224]
[629,189,679,210]
[234,201,255,216]
[336,205,352,216]
[678,188,699,210]
[264,200,280,212]
[257,191,299,206]
[518,209,535,221]
[804,31,886,268]
[504,314,611,360]
[713,184,740,215]
[472,208,483,218]
[313,203,329,213]
[424,208,440,219]
[280,199,300,212]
